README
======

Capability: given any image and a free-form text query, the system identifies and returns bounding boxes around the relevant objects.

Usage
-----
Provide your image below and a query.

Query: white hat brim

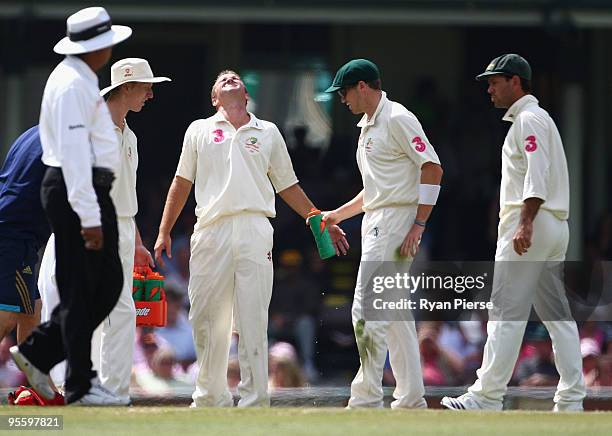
[54,25,132,55]
[100,77,171,96]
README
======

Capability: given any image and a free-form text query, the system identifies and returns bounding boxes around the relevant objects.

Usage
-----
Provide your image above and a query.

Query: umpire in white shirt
[10,7,132,405]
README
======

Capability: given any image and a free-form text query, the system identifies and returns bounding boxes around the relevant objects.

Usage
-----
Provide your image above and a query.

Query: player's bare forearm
[519,197,544,225]
[400,163,442,257]
[155,176,192,266]
[334,190,364,222]
[158,176,192,236]
[513,197,543,255]
[416,163,443,222]
[278,183,315,219]
[135,222,144,246]
[415,204,434,223]
[134,223,154,267]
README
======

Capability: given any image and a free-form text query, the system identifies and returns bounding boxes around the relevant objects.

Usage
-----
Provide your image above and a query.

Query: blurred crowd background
[2,0,612,390]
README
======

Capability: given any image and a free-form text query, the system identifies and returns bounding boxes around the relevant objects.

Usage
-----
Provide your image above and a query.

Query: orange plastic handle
[307,207,321,218]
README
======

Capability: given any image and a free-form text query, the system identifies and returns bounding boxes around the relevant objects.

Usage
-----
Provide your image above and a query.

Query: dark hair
[366,79,382,90]
[502,75,531,93]
[519,77,532,93]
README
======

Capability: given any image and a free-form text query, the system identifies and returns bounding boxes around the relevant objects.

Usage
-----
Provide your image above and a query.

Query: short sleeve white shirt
[175,111,298,228]
[356,92,440,212]
[499,94,569,221]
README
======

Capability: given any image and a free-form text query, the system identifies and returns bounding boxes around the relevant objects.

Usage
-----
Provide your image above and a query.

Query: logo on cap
[124,67,133,78]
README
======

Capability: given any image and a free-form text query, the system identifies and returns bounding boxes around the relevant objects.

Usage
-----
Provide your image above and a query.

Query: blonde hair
[269,357,305,388]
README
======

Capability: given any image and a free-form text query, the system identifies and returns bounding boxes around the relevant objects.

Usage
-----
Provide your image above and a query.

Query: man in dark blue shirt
[0,125,50,344]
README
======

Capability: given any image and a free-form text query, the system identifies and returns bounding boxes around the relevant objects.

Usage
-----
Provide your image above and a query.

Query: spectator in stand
[594,355,612,386]
[0,336,26,388]
[227,358,241,389]
[513,324,559,387]
[418,321,463,386]
[604,322,612,354]
[579,321,606,351]
[268,342,305,388]
[268,249,321,382]
[155,285,196,368]
[581,337,601,387]
[158,237,191,294]
[133,347,191,395]
[132,328,169,375]
[437,321,483,384]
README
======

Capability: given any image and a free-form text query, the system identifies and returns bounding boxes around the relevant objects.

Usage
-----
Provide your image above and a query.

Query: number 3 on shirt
[525,135,537,152]
[412,136,427,152]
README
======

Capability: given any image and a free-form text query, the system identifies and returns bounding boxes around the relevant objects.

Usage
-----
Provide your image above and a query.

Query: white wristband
[418,184,440,205]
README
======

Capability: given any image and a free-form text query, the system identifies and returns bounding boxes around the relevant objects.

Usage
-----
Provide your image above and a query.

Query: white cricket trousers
[468,208,586,410]
[189,213,273,408]
[39,217,136,403]
[349,205,427,409]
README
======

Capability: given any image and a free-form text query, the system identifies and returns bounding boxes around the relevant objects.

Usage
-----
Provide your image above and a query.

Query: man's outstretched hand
[328,224,349,256]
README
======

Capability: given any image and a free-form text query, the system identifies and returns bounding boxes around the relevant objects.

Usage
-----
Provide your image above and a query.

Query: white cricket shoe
[71,378,128,406]
[441,394,483,411]
[9,345,55,400]
[553,402,583,412]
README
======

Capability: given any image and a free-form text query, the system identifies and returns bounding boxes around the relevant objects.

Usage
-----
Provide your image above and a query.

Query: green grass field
[1,407,612,435]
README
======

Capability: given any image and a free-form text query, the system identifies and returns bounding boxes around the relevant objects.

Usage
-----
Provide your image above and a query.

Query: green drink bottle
[132,273,145,301]
[308,208,336,260]
[144,272,164,301]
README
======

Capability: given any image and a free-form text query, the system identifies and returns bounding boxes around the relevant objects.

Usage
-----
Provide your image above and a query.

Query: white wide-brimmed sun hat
[100,58,171,96]
[54,7,132,55]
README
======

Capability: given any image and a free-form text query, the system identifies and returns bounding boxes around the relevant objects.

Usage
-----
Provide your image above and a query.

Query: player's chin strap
[418,184,440,205]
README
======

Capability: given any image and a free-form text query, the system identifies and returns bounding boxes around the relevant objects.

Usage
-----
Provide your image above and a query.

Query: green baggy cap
[476,54,532,81]
[325,59,380,93]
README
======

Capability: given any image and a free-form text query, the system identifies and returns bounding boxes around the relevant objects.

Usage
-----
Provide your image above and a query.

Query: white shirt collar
[502,94,539,123]
[212,110,263,130]
[357,91,387,128]
[64,55,99,86]
[113,119,130,133]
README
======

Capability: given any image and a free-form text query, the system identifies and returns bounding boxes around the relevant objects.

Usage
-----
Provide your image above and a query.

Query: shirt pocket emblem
[245,136,260,153]
[365,137,374,153]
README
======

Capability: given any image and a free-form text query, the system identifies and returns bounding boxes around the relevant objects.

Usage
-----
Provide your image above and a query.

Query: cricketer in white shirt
[443,58,585,412]
[465,93,585,411]
[324,59,443,411]
[156,70,347,409]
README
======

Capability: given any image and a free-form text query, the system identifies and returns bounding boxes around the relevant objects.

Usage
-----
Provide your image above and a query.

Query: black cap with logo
[476,54,532,81]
